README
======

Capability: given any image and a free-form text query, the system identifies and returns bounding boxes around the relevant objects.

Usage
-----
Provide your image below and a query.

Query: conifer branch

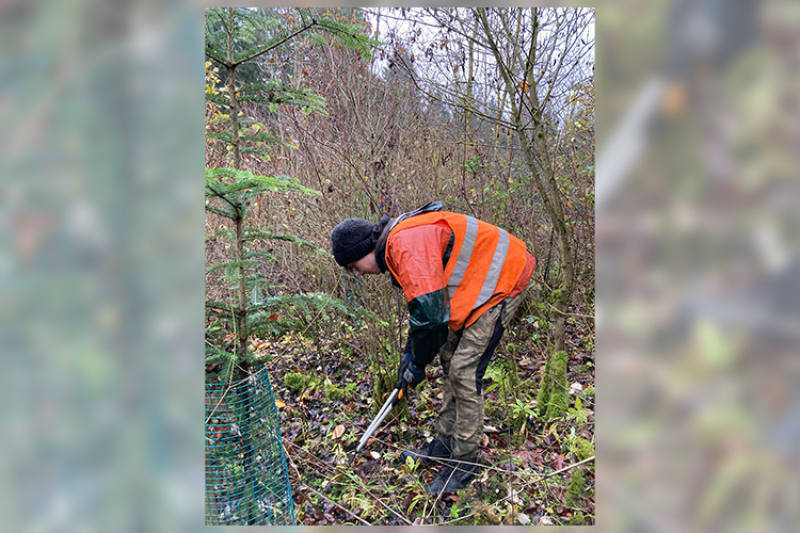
[205,45,226,65]
[233,21,320,67]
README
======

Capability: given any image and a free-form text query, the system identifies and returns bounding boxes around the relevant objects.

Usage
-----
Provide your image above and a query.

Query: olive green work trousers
[434,288,528,458]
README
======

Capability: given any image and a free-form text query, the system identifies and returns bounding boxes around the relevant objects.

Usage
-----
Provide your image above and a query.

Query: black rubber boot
[425,455,480,495]
[399,437,452,466]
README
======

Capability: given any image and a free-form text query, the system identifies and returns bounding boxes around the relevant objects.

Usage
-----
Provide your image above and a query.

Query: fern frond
[207,228,234,240]
[206,260,258,276]
[206,131,233,144]
[204,204,235,220]
[238,131,287,145]
[242,230,327,254]
[205,92,230,107]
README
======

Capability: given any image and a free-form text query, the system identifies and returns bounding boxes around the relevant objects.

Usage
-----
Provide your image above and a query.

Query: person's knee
[449,368,479,400]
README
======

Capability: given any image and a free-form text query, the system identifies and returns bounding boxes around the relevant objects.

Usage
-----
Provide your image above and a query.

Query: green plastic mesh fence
[205,367,294,525]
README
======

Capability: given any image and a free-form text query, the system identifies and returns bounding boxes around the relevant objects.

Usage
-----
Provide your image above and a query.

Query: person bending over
[331,201,535,495]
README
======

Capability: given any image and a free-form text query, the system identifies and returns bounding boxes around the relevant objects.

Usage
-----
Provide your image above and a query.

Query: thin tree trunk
[226,8,241,170]
[235,212,247,367]
[476,7,576,352]
[223,8,247,367]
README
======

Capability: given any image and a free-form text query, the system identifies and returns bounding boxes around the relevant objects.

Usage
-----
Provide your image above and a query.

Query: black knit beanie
[331,215,390,267]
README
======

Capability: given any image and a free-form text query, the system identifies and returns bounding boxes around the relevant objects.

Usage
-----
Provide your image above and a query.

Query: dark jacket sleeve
[405,289,449,367]
[385,225,453,367]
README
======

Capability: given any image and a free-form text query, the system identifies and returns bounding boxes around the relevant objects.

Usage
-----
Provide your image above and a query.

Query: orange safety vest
[386,210,529,330]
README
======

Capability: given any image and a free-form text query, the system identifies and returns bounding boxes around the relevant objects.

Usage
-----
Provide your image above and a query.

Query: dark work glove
[397,352,426,393]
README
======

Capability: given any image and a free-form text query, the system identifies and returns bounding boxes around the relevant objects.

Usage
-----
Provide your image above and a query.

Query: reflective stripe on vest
[388,209,527,329]
[446,216,510,309]
[473,225,510,308]
[447,215,478,289]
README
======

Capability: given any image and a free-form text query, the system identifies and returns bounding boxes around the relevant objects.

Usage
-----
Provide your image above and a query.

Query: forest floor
[258,312,595,526]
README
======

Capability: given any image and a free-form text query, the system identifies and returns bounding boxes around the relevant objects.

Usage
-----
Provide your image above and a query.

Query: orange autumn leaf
[275,399,286,409]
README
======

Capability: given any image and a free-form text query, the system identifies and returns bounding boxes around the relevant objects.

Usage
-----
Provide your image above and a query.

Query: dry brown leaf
[332,424,345,439]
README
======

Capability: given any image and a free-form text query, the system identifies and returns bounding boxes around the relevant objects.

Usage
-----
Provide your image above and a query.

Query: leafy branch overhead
[209,80,330,117]
[206,168,319,207]
[205,7,377,68]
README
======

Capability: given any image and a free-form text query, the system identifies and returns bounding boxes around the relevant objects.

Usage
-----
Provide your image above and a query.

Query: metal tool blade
[355,388,399,454]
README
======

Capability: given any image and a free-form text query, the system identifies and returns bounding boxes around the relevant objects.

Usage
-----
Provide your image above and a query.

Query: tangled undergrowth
[253,311,595,526]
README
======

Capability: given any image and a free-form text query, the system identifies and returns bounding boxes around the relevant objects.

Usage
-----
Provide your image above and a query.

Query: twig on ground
[529,455,594,483]
[284,437,413,526]
[284,441,372,525]
[545,300,595,320]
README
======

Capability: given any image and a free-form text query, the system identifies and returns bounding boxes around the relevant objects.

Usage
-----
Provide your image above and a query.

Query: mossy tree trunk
[537,351,569,420]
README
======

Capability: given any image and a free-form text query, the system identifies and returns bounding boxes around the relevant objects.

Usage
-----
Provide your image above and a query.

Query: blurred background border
[1,1,798,531]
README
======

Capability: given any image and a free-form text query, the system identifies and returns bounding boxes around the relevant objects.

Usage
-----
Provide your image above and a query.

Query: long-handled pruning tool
[351,387,404,464]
